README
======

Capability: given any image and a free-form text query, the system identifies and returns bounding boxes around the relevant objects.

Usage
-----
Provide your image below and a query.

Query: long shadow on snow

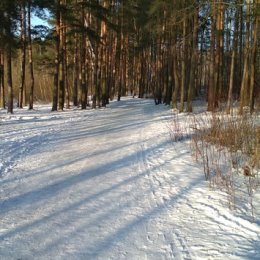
[0,108,159,182]
[53,167,203,259]
[0,138,170,215]
[0,139,172,242]
[47,109,162,142]
[0,133,141,185]
[38,160,194,257]
[82,174,260,260]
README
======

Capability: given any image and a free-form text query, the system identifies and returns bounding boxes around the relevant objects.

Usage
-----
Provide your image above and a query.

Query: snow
[0,98,259,260]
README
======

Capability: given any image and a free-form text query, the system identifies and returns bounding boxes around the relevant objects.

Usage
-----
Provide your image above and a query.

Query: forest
[1,1,260,258]
[0,0,259,113]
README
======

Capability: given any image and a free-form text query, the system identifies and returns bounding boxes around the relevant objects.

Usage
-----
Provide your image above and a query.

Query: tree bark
[73,33,79,107]
[18,0,26,108]
[187,10,198,112]
[58,0,65,110]
[208,0,216,111]
[28,0,35,110]
[249,1,259,113]
[180,6,187,112]
[239,0,251,113]
[226,7,239,114]
[7,41,13,114]
[52,0,61,111]
[80,11,87,110]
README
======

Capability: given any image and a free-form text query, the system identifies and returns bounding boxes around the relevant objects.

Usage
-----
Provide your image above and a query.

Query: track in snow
[0,98,259,260]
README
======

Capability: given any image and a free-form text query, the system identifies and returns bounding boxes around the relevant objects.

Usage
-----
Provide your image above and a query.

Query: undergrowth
[191,109,259,220]
[169,107,260,221]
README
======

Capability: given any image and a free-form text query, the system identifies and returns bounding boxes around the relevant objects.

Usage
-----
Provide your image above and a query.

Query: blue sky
[31,10,50,27]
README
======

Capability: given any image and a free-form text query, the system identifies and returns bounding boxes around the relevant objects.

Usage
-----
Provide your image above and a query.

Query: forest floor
[0,97,259,260]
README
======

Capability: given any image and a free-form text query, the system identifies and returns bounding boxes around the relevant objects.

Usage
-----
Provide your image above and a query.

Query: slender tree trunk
[5,10,13,114]
[180,6,187,112]
[238,1,244,89]
[101,0,108,106]
[239,0,251,113]
[94,36,101,107]
[187,10,198,112]
[106,30,113,104]
[28,0,35,110]
[64,24,70,109]
[122,34,127,97]
[139,50,146,99]
[215,0,224,103]
[249,1,259,113]
[171,17,179,109]
[92,41,98,108]
[52,0,61,111]
[80,14,87,110]
[172,45,180,109]
[208,0,216,111]
[117,42,123,100]
[116,24,122,101]
[7,42,13,114]
[226,7,239,114]
[58,0,65,110]
[73,33,79,106]
[18,0,26,108]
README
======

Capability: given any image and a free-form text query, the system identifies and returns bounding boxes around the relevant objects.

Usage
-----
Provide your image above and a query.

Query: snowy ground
[0,98,259,260]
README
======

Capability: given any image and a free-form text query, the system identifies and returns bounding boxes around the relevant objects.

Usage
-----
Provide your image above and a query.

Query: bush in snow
[190,109,260,220]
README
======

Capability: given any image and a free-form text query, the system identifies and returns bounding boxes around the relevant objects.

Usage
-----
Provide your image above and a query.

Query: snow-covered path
[0,98,259,260]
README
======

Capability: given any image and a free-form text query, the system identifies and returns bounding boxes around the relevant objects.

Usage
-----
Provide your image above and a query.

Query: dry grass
[192,110,259,173]
[189,109,260,219]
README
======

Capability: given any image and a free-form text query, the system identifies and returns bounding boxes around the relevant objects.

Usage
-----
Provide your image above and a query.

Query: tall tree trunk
[215,0,224,103]
[187,10,198,112]
[226,7,239,114]
[52,0,61,111]
[58,0,65,110]
[80,11,87,110]
[116,6,123,102]
[64,24,70,109]
[238,1,244,89]
[73,33,79,106]
[172,45,180,109]
[28,0,35,110]
[249,1,259,113]
[180,6,187,112]
[208,0,216,111]
[6,10,13,114]
[171,18,179,109]
[92,42,98,108]
[7,42,13,114]
[94,35,101,107]
[18,0,26,108]
[101,0,108,106]
[122,34,127,98]
[139,50,146,99]
[106,30,113,104]
[239,0,251,113]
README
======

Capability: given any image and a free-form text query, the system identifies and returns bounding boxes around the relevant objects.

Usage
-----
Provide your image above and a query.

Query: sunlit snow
[0,98,259,260]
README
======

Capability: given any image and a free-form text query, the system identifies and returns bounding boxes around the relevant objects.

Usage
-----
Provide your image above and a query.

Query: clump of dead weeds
[190,108,260,220]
